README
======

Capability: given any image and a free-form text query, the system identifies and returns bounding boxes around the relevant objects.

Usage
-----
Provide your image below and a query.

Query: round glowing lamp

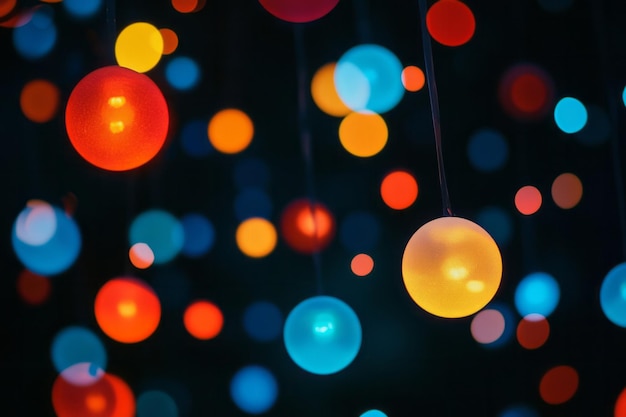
[280,198,335,254]
[283,295,362,375]
[65,65,169,171]
[600,262,626,327]
[402,216,502,318]
[183,300,223,340]
[230,365,278,414]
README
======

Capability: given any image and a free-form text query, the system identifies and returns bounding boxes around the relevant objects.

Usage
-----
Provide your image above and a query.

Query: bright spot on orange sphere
[402,216,502,318]
[65,66,169,171]
[516,313,550,350]
[426,0,476,47]
[551,172,583,209]
[115,22,164,73]
[539,365,579,405]
[183,300,224,340]
[515,185,542,215]
[20,79,60,123]
[129,243,155,269]
[94,277,161,343]
[311,62,351,117]
[401,66,425,92]
[380,170,419,210]
[236,217,277,258]
[338,111,388,157]
[159,28,179,55]
[280,198,335,254]
[351,253,374,277]
[16,269,51,305]
[615,387,626,417]
[208,108,254,154]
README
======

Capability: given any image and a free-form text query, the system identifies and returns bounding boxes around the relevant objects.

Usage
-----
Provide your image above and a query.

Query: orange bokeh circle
[183,300,224,340]
[280,198,335,254]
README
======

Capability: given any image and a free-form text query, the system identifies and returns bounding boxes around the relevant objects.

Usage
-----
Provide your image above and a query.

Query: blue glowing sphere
[335,44,404,113]
[554,97,587,134]
[181,119,213,158]
[235,188,273,221]
[243,301,283,342]
[600,262,626,327]
[230,365,278,414]
[13,7,57,60]
[50,326,107,384]
[339,211,380,252]
[129,209,184,264]
[360,410,388,417]
[63,0,102,18]
[284,295,362,375]
[165,56,201,91]
[137,390,178,417]
[467,128,509,172]
[475,205,513,247]
[180,213,215,258]
[514,272,560,318]
[12,203,81,276]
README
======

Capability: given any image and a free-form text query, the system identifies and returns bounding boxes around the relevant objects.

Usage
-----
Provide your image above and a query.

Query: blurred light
[208,108,254,154]
[514,272,560,317]
[402,216,502,318]
[258,0,339,23]
[360,410,387,417]
[311,62,351,117]
[516,313,550,350]
[183,300,223,340]
[476,302,516,348]
[63,0,102,19]
[17,269,51,305]
[115,22,163,73]
[13,6,57,60]
[339,111,388,157]
[615,387,626,417]
[171,0,206,13]
[539,365,578,404]
[498,404,539,417]
[94,277,161,343]
[165,56,200,90]
[401,65,425,92]
[537,0,573,12]
[159,28,178,55]
[280,198,335,254]
[573,104,610,146]
[380,170,418,210]
[335,44,404,113]
[65,66,169,171]
[284,295,362,375]
[181,119,214,158]
[137,390,178,417]
[51,326,107,385]
[470,308,505,344]
[600,262,626,327]
[12,201,81,276]
[236,217,277,258]
[467,128,509,172]
[554,97,587,134]
[180,213,215,258]
[129,209,184,264]
[426,0,475,47]
[234,156,270,189]
[0,0,16,19]
[475,205,513,247]
[551,172,582,209]
[243,300,283,342]
[514,185,542,215]
[351,253,374,277]
[230,365,278,414]
[129,243,154,269]
[20,79,60,122]
[498,63,554,121]
[235,187,273,221]
[339,211,380,252]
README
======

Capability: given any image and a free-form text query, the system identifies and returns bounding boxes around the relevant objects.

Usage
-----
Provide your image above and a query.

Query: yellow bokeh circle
[115,22,164,73]
[402,216,502,318]
[236,217,277,258]
[311,62,351,117]
[208,108,254,154]
[338,111,388,157]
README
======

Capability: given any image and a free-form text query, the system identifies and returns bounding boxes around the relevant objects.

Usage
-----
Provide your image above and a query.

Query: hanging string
[293,24,324,295]
[417,0,453,217]
[353,0,372,43]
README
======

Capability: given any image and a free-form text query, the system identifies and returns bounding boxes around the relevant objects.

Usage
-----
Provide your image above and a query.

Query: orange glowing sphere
[280,198,335,254]
[65,66,169,171]
[402,216,502,318]
[183,300,224,340]
[94,277,161,343]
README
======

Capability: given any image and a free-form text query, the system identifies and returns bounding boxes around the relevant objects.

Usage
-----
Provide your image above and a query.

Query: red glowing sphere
[280,198,335,254]
[258,0,339,23]
[65,66,169,171]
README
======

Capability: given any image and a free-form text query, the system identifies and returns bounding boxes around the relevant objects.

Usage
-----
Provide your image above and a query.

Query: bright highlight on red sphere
[258,0,339,23]
[65,66,169,171]
[183,300,224,340]
[94,277,161,343]
[426,0,476,47]
[280,198,335,254]
[539,365,579,405]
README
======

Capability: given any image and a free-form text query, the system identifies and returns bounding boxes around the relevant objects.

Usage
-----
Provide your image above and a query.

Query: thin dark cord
[353,0,372,43]
[293,24,324,295]
[418,0,453,216]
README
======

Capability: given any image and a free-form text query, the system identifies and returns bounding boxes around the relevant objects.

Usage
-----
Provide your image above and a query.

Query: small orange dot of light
[0,0,16,18]
[615,387,626,417]
[296,207,333,239]
[17,269,51,305]
[208,108,254,154]
[514,185,542,215]
[20,79,60,123]
[280,199,336,254]
[183,300,224,340]
[516,314,550,350]
[235,217,278,258]
[85,393,107,413]
[171,0,197,13]
[539,365,579,405]
[159,28,179,55]
[129,243,155,269]
[351,253,374,277]
[551,172,583,209]
[338,111,388,157]
[380,170,419,210]
[401,66,425,92]
[426,0,476,47]
[310,62,351,117]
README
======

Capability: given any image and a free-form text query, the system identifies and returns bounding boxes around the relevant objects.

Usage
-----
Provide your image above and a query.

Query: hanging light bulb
[402,216,502,318]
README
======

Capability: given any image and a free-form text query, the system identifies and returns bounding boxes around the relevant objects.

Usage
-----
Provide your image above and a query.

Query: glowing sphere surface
[402,216,502,318]
[600,262,626,327]
[258,0,339,23]
[283,295,362,375]
[65,65,169,171]
[230,365,278,414]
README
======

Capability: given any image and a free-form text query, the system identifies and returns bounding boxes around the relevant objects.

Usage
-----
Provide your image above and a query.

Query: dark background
[2,0,626,416]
